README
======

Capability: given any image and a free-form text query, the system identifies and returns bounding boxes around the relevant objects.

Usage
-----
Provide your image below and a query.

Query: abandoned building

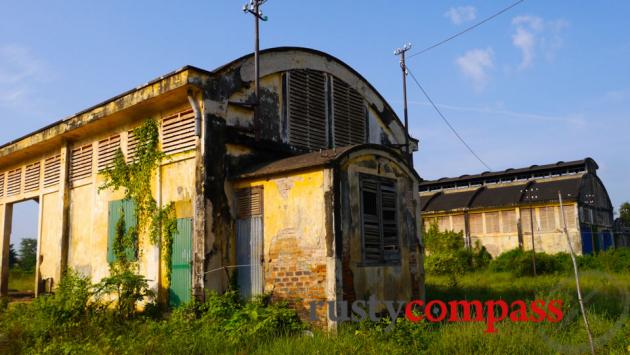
[613,218,630,248]
[420,158,615,257]
[0,47,424,327]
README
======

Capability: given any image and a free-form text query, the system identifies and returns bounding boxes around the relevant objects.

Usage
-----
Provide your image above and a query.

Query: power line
[408,0,525,59]
[406,66,492,171]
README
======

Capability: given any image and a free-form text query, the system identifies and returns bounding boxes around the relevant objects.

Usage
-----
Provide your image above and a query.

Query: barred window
[485,212,500,234]
[360,176,399,265]
[500,210,517,233]
[521,208,534,234]
[539,206,556,232]
[437,216,450,232]
[452,215,465,233]
[469,213,484,235]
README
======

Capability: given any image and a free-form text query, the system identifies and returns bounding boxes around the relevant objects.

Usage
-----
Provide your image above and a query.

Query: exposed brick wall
[267,234,328,326]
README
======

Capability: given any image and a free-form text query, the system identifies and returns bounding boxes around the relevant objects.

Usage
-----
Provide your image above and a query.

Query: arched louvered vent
[98,134,121,172]
[24,162,41,192]
[287,70,328,150]
[332,77,366,146]
[161,110,196,155]
[44,154,61,188]
[70,144,93,182]
[7,168,22,196]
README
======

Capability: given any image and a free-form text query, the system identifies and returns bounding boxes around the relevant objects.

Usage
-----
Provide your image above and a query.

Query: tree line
[8,238,37,272]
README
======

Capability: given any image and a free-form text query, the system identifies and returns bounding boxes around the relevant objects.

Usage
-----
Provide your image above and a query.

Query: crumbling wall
[339,151,424,306]
[232,169,333,326]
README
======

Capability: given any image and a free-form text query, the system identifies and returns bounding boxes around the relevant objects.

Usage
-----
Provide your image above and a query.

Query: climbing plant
[99,119,178,282]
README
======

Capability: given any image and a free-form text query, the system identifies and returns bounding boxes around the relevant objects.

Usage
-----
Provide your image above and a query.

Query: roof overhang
[0,66,211,168]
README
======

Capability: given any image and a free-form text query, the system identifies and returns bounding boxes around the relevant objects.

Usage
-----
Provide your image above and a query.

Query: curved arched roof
[210,47,413,144]
[421,173,610,213]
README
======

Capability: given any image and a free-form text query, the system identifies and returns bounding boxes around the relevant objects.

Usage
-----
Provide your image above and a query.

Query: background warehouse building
[420,158,615,257]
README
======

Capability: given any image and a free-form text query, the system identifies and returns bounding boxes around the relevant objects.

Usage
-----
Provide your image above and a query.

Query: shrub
[34,269,93,324]
[490,248,567,277]
[94,269,154,320]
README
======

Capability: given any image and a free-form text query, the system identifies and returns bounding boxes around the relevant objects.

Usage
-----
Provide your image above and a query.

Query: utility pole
[394,43,412,167]
[527,185,537,276]
[559,192,595,355]
[243,0,268,141]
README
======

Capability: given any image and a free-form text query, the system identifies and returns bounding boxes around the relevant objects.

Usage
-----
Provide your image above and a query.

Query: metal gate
[235,187,264,299]
[169,218,192,307]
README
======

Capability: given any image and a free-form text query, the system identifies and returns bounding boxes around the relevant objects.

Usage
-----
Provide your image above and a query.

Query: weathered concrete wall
[232,169,333,325]
[0,98,200,302]
[423,203,582,257]
[339,151,424,306]
[38,191,62,284]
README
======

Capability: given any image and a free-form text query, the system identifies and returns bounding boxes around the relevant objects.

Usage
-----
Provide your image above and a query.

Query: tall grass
[1,270,629,354]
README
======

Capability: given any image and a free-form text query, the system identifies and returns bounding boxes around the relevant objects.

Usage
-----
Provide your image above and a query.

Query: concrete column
[58,144,71,280]
[192,94,206,300]
[0,203,13,297]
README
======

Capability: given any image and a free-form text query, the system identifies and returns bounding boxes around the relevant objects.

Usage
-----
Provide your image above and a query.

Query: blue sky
[1,1,629,243]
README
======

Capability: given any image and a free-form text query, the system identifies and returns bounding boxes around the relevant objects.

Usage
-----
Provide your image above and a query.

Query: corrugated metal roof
[420,158,598,191]
[421,176,583,212]
[470,184,528,209]
[232,144,418,180]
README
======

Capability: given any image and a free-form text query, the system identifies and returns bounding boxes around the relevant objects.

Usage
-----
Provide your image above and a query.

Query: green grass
[7,270,34,293]
[1,271,629,354]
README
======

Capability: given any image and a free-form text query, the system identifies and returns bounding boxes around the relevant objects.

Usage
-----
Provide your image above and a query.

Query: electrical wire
[408,0,525,59]
[406,66,492,171]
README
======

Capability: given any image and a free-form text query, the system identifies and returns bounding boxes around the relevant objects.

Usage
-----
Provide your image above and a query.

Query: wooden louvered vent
[98,134,121,172]
[127,129,139,162]
[236,187,263,219]
[360,177,399,265]
[332,77,366,146]
[161,110,196,155]
[44,154,61,188]
[24,162,41,192]
[7,168,22,196]
[0,172,5,198]
[287,70,328,150]
[70,144,93,182]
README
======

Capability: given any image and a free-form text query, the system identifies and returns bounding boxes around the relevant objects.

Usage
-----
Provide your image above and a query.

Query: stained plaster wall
[232,169,335,326]
[338,151,424,308]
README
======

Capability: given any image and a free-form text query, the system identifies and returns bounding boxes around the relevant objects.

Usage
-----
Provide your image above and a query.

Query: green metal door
[169,218,192,307]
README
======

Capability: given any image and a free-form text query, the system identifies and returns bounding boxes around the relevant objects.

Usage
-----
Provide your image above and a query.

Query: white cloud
[408,100,586,128]
[511,16,568,69]
[0,45,49,107]
[455,48,494,91]
[444,6,477,25]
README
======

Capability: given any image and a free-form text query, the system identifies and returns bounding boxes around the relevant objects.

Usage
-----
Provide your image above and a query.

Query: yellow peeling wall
[233,169,334,325]
[422,202,582,257]
[0,102,198,300]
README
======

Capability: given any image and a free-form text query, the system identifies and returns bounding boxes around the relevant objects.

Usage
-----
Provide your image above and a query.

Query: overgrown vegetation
[7,238,38,292]
[0,272,304,354]
[96,119,177,312]
[1,268,628,354]
[423,224,491,286]
[621,201,630,225]
[489,247,630,277]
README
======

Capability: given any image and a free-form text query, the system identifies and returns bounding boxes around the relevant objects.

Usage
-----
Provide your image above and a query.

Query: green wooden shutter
[107,199,137,263]
[169,218,192,307]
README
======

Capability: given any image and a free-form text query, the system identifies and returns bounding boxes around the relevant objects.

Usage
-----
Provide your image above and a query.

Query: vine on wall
[100,119,178,282]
